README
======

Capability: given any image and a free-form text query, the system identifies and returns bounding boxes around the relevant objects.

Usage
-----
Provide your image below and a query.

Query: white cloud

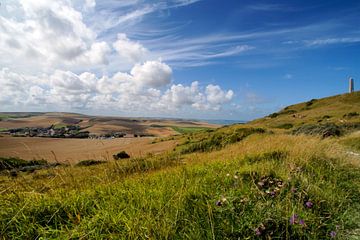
[206,85,234,105]
[84,0,96,10]
[0,66,233,114]
[304,37,360,46]
[131,60,172,88]
[113,33,149,63]
[0,0,109,73]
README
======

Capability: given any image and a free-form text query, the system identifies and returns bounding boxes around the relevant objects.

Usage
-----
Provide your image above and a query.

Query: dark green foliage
[268,112,279,118]
[343,112,359,118]
[76,160,106,166]
[279,109,297,115]
[267,109,297,119]
[274,123,294,129]
[0,157,48,171]
[340,122,360,132]
[305,98,317,107]
[180,128,265,154]
[292,123,342,138]
[113,151,130,160]
[72,131,90,138]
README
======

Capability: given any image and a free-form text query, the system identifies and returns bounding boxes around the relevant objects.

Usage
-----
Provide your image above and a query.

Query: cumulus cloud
[0,66,233,113]
[0,0,109,72]
[131,61,172,88]
[0,1,235,116]
[113,33,149,63]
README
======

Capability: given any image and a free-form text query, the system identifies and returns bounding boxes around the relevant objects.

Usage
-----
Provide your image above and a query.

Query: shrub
[292,123,342,138]
[274,123,293,129]
[76,160,106,166]
[268,112,279,118]
[305,99,317,107]
[343,112,359,118]
[0,157,48,171]
[113,151,130,160]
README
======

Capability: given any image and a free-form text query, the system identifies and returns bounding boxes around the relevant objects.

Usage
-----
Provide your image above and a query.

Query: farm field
[0,136,177,164]
[0,112,217,136]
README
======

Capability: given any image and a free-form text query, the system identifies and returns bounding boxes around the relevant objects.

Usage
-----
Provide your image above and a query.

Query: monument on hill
[349,77,354,93]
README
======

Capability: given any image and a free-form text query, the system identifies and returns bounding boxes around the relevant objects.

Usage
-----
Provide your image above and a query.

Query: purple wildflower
[289,214,298,225]
[299,219,305,226]
[330,231,336,238]
[305,201,313,208]
[255,227,261,236]
[216,200,222,206]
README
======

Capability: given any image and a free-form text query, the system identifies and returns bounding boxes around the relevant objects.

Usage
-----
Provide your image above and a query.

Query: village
[1,125,155,139]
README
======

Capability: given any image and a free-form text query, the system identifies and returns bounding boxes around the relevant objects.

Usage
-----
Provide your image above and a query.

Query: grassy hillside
[250,91,360,130]
[0,92,359,239]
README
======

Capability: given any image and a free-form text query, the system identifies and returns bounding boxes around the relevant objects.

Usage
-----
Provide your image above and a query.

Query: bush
[292,123,342,138]
[305,99,317,107]
[113,151,130,160]
[274,123,293,129]
[268,112,279,118]
[343,112,359,118]
[0,157,48,171]
[76,160,105,166]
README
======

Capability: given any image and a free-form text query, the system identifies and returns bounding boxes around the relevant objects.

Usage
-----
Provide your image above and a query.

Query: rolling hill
[0,92,359,239]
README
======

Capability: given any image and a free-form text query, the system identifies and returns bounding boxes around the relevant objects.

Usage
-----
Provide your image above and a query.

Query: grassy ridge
[251,91,360,129]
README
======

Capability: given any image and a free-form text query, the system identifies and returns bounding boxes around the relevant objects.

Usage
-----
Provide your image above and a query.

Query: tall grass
[0,133,359,239]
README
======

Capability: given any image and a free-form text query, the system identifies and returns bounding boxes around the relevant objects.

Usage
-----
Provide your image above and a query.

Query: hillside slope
[250,91,360,130]
[0,93,359,239]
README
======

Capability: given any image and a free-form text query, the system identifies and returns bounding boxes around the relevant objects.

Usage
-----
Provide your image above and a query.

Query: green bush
[113,151,130,160]
[274,123,293,129]
[76,160,106,167]
[305,98,317,107]
[0,157,48,171]
[343,112,359,118]
[292,123,341,138]
[268,112,279,118]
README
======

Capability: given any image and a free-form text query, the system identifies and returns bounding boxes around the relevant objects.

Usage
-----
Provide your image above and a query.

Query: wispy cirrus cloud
[304,37,360,46]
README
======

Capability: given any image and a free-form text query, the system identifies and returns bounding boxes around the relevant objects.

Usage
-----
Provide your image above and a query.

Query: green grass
[0,93,359,239]
[0,136,359,239]
[0,128,8,132]
[341,136,360,151]
[53,124,67,129]
[171,126,210,134]
[251,91,360,129]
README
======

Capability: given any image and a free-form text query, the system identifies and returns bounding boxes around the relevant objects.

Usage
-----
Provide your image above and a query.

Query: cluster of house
[2,125,155,139]
[89,133,155,139]
[5,125,89,138]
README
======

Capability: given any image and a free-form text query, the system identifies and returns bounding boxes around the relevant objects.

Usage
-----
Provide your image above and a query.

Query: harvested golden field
[0,136,177,164]
[0,112,218,136]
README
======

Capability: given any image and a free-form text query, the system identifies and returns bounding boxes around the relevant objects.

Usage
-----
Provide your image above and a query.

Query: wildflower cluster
[256,175,284,197]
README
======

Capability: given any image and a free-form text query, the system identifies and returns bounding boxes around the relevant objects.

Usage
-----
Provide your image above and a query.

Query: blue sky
[0,0,359,120]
